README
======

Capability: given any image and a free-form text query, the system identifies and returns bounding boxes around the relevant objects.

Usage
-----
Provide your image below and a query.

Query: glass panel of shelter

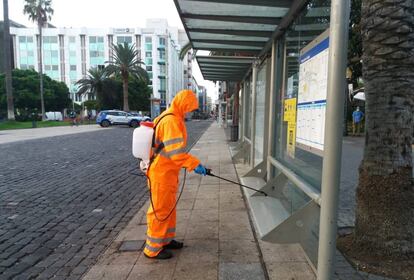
[272,0,331,194]
[268,0,331,268]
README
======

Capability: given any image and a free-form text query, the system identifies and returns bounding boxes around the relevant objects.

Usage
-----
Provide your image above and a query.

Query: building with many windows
[9,19,192,117]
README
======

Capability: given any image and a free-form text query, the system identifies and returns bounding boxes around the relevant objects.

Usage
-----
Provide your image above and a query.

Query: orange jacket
[148,90,200,184]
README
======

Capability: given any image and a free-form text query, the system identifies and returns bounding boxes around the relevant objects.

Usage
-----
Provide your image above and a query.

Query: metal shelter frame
[174,1,351,279]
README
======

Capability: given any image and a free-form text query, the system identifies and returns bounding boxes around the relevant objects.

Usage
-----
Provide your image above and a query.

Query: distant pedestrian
[352,106,364,136]
[87,111,92,124]
[69,111,78,127]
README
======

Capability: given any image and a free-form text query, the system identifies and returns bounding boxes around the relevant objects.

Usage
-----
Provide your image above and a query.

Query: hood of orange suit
[169,90,199,117]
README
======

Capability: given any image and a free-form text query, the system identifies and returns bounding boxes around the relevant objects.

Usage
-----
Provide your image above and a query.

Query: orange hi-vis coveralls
[144,90,200,257]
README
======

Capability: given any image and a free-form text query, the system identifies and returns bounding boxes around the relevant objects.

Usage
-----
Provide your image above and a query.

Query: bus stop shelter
[174,0,351,279]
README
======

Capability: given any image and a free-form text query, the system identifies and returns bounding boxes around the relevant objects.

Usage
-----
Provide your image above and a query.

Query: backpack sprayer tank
[132,122,154,171]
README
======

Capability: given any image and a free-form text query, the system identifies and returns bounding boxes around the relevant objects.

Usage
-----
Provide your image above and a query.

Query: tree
[106,43,148,111]
[94,76,151,112]
[75,67,108,101]
[23,0,54,121]
[348,0,363,86]
[128,77,151,112]
[0,69,70,119]
[3,0,15,120]
[354,0,414,257]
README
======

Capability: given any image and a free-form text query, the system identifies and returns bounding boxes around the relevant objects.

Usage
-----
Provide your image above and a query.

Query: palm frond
[75,67,108,97]
[23,0,54,25]
[131,66,149,84]
[107,42,147,79]
[179,42,193,61]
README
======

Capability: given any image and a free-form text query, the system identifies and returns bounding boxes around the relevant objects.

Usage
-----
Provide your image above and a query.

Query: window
[43,36,60,80]
[69,36,76,43]
[70,65,77,71]
[145,58,153,65]
[145,52,152,58]
[159,50,165,60]
[159,37,166,45]
[145,37,152,51]
[89,36,105,66]
[117,36,133,45]
[146,66,152,72]
[160,78,166,91]
[69,71,77,80]
[19,36,35,69]
[160,65,166,75]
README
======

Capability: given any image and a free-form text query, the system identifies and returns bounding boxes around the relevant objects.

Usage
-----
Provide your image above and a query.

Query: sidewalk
[82,122,315,280]
[0,125,105,145]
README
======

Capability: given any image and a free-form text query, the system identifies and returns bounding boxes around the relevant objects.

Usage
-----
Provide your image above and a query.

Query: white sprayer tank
[132,122,154,161]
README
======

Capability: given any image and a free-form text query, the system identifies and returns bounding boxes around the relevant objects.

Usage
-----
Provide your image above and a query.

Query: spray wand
[205,169,268,197]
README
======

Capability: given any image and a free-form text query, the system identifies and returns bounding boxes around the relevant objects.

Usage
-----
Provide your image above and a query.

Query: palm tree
[3,0,15,120]
[75,67,108,101]
[106,43,148,112]
[354,0,414,257]
[23,0,53,121]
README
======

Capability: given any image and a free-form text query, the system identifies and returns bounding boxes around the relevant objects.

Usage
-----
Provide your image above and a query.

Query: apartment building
[9,19,192,116]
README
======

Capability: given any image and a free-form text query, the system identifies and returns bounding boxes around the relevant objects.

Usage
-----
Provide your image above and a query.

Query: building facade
[9,19,191,116]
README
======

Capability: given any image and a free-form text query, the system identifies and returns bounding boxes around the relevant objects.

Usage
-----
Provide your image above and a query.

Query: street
[0,120,212,279]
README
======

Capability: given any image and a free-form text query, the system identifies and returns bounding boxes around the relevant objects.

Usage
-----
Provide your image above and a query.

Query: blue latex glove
[194,164,207,176]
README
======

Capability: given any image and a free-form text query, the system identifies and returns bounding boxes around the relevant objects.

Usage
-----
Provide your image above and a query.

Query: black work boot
[144,248,173,259]
[163,240,184,250]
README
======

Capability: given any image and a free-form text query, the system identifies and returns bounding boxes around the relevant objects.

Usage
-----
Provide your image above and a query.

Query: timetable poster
[296,33,329,156]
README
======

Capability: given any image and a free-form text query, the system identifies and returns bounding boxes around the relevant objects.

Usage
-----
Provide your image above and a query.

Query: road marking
[92,209,103,213]
[7,202,18,206]
[8,214,18,219]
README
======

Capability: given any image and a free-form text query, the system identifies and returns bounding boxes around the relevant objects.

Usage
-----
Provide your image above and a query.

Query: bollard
[31,113,37,128]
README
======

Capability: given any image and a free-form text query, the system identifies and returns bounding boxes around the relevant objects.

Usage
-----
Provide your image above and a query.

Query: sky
[0,0,218,101]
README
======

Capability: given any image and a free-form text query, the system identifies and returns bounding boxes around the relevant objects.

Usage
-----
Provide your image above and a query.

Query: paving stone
[186,221,219,239]
[194,198,219,210]
[219,239,260,263]
[177,239,218,264]
[118,240,145,252]
[219,262,265,280]
[127,263,176,280]
[174,261,218,280]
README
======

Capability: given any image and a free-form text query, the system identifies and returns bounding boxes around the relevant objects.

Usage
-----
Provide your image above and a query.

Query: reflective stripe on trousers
[144,227,176,257]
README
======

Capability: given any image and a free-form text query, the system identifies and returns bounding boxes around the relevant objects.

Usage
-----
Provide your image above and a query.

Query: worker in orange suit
[144,89,207,259]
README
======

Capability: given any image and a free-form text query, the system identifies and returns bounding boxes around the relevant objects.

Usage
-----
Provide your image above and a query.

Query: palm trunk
[122,76,129,112]
[3,0,15,120]
[38,23,45,121]
[354,0,414,257]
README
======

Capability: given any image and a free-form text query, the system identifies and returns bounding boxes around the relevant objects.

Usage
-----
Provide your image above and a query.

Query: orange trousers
[143,181,177,257]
